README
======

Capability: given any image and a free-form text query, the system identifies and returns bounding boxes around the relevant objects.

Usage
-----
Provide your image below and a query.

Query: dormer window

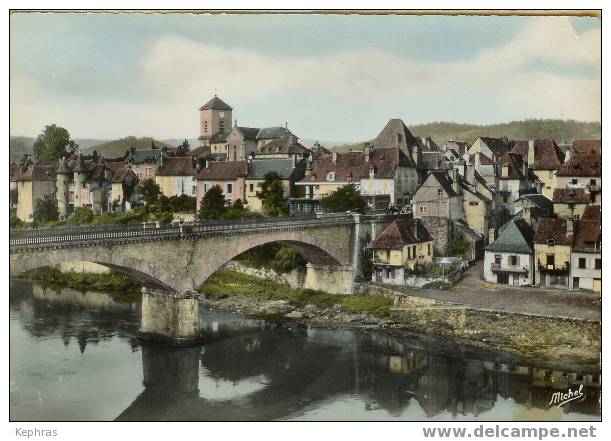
[547,239,555,246]
[326,172,336,182]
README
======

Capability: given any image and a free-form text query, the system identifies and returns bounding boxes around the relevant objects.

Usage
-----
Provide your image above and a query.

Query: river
[9,279,600,421]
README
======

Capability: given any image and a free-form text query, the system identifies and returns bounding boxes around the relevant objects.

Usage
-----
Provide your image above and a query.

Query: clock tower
[198,95,233,146]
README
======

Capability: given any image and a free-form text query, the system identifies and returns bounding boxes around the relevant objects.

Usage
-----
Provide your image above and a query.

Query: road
[377,260,601,322]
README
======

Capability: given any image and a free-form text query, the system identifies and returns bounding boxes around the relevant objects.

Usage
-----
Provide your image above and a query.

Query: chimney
[566,218,574,236]
[528,140,535,165]
[292,154,297,169]
[332,152,337,163]
[411,145,419,166]
[452,169,460,194]
[205,160,209,169]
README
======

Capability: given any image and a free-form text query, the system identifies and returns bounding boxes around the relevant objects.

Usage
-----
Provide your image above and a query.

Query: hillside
[328,119,601,152]
[9,136,35,163]
[83,136,174,158]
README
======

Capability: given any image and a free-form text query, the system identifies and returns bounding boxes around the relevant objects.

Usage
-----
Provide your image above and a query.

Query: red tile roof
[499,152,526,180]
[552,187,591,204]
[510,139,565,170]
[369,218,433,249]
[573,139,601,156]
[557,154,601,177]
[300,147,412,183]
[534,218,573,246]
[572,219,601,251]
[157,157,196,176]
[16,165,57,181]
[195,161,248,181]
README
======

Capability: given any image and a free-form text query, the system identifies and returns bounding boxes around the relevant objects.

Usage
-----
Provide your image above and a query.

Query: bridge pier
[139,288,202,346]
[304,264,355,295]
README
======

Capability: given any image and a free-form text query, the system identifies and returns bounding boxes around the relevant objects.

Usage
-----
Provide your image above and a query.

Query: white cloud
[10,16,600,140]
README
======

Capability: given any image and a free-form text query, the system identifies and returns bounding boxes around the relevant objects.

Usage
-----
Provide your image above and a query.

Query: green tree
[66,207,95,225]
[198,185,226,219]
[177,139,191,156]
[321,184,365,213]
[256,171,289,216]
[33,124,78,165]
[33,194,59,224]
[136,179,162,205]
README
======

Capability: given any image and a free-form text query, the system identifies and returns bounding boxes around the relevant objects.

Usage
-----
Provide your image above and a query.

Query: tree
[9,188,18,208]
[177,139,191,156]
[256,171,289,216]
[198,185,226,220]
[232,199,244,210]
[136,179,162,205]
[66,207,95,225]
[33,124,78,165]
[321,184,365,213]
[32,194,59,224]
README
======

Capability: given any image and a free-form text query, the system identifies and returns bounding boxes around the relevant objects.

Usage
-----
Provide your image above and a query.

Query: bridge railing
[9,213,357,249]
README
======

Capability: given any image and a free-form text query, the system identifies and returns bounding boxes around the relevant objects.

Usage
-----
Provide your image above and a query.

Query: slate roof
[156,157,196,176]
[477,136,510,157]
[235,126,261,140]
[519,193,553,211]
[16,165,57,181]
[427,170,458,197]
[572,219,601,252]
[199,95,233,111]
[534,218,573,246]
[460,182,491,203]
[572,139,601,156]
[73,154,87,172]
[247,158,305,180]
[418,137,442,152]
[557,154,601,177]
[445,141,469,156]
[257,138,310,156]
[581,205,601,220]
[300,147,413,184]
[127,148,165,164]
[373,119,418,150]
[210,131,230,143]
[552,187,591,204]
[369,218,432,249]
[510,139,565,170]
[453,219,485,242]
[469,152,493,166]
[485,218,535,254]
[105,162,136,183]
[189,146,212,159]
[499,152,526,180]
[195,161,248,181]
[257,126,294,140]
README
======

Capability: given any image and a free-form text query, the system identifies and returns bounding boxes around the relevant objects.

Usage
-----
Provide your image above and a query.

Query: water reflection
[10,280,600,421]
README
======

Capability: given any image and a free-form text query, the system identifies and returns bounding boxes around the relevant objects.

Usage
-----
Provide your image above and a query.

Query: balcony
[588,184,601,192]
[538,263,569,273]
[490,263,528,274]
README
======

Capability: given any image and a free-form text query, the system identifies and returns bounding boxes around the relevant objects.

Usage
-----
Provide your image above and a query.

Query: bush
[32,194,59,225]
[65,207,95,225]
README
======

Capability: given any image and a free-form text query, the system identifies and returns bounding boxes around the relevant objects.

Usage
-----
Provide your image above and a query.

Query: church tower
[197,95,233,146]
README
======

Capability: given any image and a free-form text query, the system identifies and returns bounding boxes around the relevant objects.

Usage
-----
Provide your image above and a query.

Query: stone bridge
[10,214,394,344]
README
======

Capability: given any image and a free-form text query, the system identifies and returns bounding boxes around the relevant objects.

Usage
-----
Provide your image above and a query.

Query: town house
[195,160,248,211]
[552,187,592,220]
[155,156,197,198]
[570,215,601,292]
[15,164,57,222]
[510,139,565,200]
[483,218,535,286]
[556,153,601,204]
[369,218,434,285]
[533,218,573,288]
[245,157,306,212]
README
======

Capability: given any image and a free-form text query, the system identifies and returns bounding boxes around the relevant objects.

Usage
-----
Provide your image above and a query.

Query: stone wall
[224,261,306,289]
[420,216,451,256]
[56,261,110,274]
[140,288,200,344]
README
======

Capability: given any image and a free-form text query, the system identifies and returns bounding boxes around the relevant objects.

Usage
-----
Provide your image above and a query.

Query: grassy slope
[200,268,393,317]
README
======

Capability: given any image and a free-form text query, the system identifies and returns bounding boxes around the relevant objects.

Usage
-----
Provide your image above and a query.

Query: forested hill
[82,136,174,158]
[329,119,601,152]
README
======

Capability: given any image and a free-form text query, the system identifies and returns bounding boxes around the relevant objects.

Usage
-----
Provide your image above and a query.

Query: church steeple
[198,95,233,144]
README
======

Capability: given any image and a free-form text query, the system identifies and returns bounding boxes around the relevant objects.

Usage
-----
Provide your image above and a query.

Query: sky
[10,12,601,143]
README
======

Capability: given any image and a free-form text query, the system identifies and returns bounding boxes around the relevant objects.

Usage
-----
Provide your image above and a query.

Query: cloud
[10,16,600,140]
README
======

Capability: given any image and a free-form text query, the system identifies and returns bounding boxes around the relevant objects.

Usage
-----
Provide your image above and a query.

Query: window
[585,241,596,250]
[204,184,208,193]
[427,243,431,255]
[578,258,586,269]
[419,205,428,213]
[469,201,478,206]
[407,247,411,259]
[590,179,597,186]
[437,188,443,196]
[204,122,208,133]
[219,121,225,133]
[595,259,602,270]
[146,167,152,177]
[412,245,416,258]
[226,183,233,194]
[546,254,555,266]
[547,239,555,246]
[509,255,518,266]
[249,183,254,193]
[494,254,502,264]
[571,179,579,185]
[326,172,336,181]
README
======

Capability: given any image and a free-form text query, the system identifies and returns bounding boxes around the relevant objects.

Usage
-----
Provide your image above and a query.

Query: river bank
[200,268,600,366]
[17,265,601,366]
